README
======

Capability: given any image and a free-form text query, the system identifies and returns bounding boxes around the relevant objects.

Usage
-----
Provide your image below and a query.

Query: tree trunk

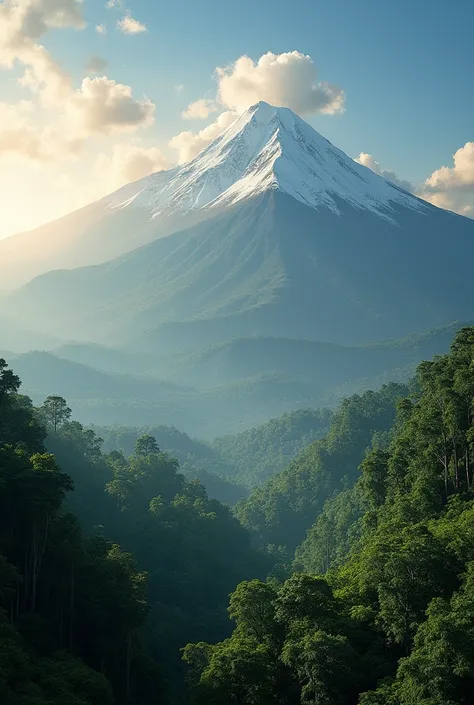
[454,445,459,489]
[126,629,132,701]
[466,447,471,489]
[444,456,449,499]
[69,556,75,650]
[30,524,38,612]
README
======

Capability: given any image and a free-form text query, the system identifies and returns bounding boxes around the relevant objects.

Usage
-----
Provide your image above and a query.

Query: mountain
[0,100,426,292]
[4,101,474,352]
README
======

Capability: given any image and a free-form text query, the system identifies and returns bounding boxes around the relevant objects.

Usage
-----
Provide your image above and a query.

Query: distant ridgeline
[3,327,474,703]
[1,321,466,439]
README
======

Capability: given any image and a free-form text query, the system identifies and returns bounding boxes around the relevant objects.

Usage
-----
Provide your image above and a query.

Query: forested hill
[234,382,407,552]
[211,408,332,488]
[184,327,474,705]
[95,408,333,498]
[0,359,272,704]
[95,423,248,505]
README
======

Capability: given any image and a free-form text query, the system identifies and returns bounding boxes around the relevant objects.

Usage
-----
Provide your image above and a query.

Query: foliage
[212,409,332,487]
[97,423,248,505]
[0,359,163,704]
[0,357,271,703]
[184,328,474,705]
[235,383,407,552]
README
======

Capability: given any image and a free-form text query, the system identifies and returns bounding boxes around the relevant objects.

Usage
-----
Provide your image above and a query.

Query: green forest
[2,327,474,704]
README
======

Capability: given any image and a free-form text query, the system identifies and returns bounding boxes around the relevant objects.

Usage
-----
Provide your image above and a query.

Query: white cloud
[69,76,155,135]
[0,0,84,101]
[85,56,108,75]
[174,84,184,94]
[169,111,237,163]
[105,0,122,7]
[0,0,156,159]
[181,98,218,120]
[96,143,170,191]
[116,14,147,34]
[0,0,85,54]
[0,99,83,162]
[216,51,344,115]
[355,152,414,193]
[95,23,107,34]
[417,142,474,216]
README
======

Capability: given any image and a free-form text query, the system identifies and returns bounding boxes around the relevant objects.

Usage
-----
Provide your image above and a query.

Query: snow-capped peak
[105,101,425,220]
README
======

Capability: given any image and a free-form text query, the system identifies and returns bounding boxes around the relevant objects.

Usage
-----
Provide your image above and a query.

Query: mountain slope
[212,408,332,488]
[7,186,474,348]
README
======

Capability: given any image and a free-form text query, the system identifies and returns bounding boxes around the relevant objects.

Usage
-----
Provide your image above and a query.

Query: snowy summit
[106,101,425,220]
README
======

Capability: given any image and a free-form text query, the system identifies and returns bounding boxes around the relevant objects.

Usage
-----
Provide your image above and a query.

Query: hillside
[96,423,247,505]
[234,382,407,551]
[0,356,273,704]
[212,408,332,487]
[159,325,463,388]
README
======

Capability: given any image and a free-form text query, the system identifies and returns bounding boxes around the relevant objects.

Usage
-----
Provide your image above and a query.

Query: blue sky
[0,0,473,235]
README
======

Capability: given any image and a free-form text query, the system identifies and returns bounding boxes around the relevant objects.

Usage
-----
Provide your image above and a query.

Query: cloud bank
[0,0,156,158]
[96,143,169,191]
[71,77,155,135]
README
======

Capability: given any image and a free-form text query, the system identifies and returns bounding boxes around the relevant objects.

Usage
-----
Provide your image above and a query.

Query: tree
[228,580,278,643]
[274,574,336,629]
[195,637,279,705]
[281,630,357,705]
[134,435,160,457]
[359,449,390,511]
[393,563,474,705]
[39,396,72,433]
[0,359,20,401]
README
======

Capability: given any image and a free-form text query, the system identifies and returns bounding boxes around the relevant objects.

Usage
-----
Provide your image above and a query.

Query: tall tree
[39,395,72,433]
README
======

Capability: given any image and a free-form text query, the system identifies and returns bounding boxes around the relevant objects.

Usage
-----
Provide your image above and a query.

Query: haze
[1,3,474,705]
